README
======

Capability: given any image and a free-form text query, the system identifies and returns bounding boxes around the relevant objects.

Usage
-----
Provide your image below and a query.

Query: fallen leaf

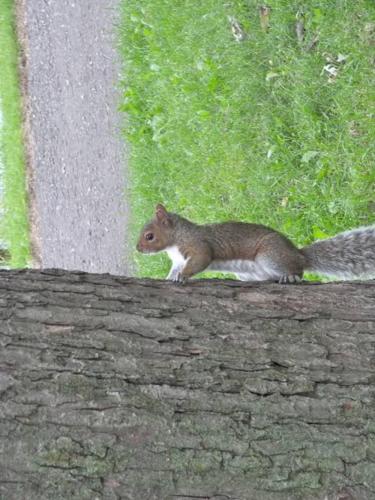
[259,5,271,32]
[228,16,247,42]
[295,19,305,44]
[301,150,319,163]
[265,71,279,81]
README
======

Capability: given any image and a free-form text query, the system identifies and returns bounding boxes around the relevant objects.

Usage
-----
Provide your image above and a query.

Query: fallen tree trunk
[0,269,374,500]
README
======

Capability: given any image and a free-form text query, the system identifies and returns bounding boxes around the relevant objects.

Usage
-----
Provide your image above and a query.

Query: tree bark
[0,269,374,500]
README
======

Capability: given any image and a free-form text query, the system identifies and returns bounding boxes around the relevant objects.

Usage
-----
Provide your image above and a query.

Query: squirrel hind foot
[278,274,302,284]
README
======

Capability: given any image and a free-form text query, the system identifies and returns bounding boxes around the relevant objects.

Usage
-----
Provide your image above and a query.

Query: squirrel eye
[145,232,154,241]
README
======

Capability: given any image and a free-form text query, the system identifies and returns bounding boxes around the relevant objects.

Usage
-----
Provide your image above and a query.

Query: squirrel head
[136,204,176,254]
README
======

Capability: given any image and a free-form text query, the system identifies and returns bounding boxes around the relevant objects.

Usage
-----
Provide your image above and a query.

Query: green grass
[0,0,30,267]
[119,0,375,279]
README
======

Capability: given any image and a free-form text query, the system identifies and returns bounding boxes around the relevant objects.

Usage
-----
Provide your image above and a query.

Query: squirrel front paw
[279,274,302,284]
[167,269,187,284]
[174,272,187,284]
[167,269,179,280]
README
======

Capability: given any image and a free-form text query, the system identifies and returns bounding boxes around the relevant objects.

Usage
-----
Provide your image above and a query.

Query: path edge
[14,0,42,268]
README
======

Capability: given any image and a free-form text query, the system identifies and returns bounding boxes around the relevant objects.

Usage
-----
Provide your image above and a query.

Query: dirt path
[16,0,132,275]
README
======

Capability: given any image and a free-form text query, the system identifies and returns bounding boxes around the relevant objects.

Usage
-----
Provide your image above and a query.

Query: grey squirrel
[137,204,375,283]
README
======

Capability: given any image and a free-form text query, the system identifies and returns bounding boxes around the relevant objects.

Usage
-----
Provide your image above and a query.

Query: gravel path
[17,0,132,275]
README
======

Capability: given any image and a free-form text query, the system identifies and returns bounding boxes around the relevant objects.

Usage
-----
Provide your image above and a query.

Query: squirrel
[136,204,375,284]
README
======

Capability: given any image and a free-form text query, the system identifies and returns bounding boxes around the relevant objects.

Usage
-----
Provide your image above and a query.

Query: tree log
[0,269,375,500]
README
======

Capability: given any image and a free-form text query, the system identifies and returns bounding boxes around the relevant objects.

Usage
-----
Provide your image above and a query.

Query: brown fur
[137,205,304,281]
[137,205,375,282]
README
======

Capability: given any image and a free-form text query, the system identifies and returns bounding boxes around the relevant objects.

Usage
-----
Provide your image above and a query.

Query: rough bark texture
[0,270,375,500]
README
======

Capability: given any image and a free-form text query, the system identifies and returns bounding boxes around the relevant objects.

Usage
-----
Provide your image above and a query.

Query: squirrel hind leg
[256,251,304,284]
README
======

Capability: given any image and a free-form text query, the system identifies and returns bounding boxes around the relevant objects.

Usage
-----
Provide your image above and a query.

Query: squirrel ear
[155,204,168,220]
[155,204,173,227]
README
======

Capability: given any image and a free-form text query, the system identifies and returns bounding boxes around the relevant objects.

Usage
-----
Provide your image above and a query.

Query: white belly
[166,245,187,267]
[165,245,189,280]
[207,259,279,281]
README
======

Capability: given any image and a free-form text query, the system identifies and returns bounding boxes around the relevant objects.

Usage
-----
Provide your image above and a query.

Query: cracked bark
[0,269,375,500]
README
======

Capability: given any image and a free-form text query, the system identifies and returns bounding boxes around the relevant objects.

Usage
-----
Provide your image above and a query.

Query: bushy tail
[301,226,375,279]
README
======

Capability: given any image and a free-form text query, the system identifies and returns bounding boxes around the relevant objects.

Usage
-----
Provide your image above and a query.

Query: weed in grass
[119,0,375,279]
